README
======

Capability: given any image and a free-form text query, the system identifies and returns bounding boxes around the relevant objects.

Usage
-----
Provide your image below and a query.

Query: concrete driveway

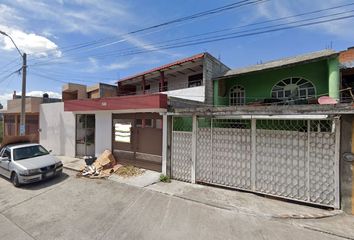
[0,170,345,240]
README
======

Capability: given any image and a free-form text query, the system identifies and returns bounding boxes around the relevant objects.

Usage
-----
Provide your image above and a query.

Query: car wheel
[11,173,21,187]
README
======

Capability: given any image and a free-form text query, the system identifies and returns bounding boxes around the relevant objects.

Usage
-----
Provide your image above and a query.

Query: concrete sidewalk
[59,155,353,238]
[146,180,341,219]
[293,214,354,240]
[59,155,161,188]
[147,181,354,238]
[57,155,86,171]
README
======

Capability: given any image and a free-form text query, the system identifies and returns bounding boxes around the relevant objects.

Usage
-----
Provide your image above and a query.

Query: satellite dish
[318,96,338,105]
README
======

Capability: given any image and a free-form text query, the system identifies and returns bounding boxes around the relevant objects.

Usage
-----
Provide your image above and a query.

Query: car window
[13,145,49,161]
[2,148,11,159]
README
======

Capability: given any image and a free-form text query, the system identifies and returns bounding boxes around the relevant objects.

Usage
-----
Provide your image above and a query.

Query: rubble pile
[115,165,145,178]
[79,150,122,178]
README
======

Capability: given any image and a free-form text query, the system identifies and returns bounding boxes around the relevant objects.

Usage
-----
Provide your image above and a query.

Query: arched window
[229,85,245,106]
[271,77,316,100]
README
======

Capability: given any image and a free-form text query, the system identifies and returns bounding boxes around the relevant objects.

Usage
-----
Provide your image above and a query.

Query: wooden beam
[168,73,177,78]
[160,71,165,92]
[177,71,186,75]
[188,68,196,73]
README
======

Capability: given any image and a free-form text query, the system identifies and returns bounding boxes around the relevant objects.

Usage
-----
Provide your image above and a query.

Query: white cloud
[27,91,61,99]
[86,57,99,73]
[0,1,176,57]
[0,25,62,57]
[105,56,161,70]
[253,0,354,40]
[0,92,13,110]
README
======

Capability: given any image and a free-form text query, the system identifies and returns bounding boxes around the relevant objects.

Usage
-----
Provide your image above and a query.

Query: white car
[0,143,63,187]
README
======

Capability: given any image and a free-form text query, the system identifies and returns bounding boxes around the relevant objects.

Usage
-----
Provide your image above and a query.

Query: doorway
[76,114,95,157]
[112,113,162,171]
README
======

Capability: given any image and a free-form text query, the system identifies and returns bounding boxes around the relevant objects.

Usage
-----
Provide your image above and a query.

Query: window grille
[271,77,316,101]
[229,85,245,106]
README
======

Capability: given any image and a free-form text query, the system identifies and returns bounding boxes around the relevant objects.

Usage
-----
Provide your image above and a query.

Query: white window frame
[271,77,316,101]
[229,85,245,106]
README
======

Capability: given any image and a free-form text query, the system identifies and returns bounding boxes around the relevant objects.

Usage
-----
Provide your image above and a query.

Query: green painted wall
[214,60,330,106]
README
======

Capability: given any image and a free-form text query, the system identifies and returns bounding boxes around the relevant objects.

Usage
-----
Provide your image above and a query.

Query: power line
[0,58,21,76]
[29,70,106,84]
[0,68,21,84]
[33,9,354,65]
[89,12,354,59]
[82,2,354,58]
[29,3,354,67]
[28,0,267,65]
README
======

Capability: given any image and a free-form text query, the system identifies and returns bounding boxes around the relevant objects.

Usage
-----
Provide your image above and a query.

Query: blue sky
[0,0,354,108]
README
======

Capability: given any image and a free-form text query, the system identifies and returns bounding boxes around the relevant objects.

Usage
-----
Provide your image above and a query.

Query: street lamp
[0,30,27,136]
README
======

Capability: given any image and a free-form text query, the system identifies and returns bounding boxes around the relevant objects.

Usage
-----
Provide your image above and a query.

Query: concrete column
[251,118,256,191]
[95,112,112,157]
[213,80,219,106]
[160,71,165,92]
[328,57,340,101]
[162,114,168,175]
[142,75,146,94]
[340,115,354,214]
[191,114,197,183]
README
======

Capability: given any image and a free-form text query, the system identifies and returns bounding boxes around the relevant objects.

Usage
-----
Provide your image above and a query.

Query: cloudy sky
[0,0,353,108]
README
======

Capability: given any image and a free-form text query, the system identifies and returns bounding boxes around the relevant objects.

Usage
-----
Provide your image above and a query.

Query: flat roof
[117,53,205,83]
[64,94,168,112]
[217,49,338,80]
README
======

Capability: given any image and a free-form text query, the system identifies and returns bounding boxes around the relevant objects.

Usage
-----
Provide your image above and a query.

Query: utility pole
[20,53,27,135]
[0,30,27,135]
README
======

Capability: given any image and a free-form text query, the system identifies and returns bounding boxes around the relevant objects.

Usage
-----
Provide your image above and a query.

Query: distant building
[2,91,61,143]
[339,46,354,102]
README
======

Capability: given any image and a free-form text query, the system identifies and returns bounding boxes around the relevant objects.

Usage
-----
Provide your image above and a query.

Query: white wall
[162,86,205,102]
[95,112,112,157]
[39,102,76,157]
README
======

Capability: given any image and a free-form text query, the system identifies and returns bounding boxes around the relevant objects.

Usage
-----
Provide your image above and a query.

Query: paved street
[0,170,347,240]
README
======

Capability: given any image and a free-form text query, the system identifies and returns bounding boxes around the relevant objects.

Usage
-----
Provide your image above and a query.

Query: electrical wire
[29,4,354,67]
[0,68,21,84]
[54,1,354,60]
[28,0,267,65]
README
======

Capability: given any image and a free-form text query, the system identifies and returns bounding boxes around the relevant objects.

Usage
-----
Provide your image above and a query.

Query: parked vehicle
[0,143,63,187]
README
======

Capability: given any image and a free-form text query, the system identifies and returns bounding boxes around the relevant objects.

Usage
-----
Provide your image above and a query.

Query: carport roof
[116,53,205,83]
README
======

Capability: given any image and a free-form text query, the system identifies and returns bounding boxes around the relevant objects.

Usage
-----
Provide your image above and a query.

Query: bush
[160,174,171,183]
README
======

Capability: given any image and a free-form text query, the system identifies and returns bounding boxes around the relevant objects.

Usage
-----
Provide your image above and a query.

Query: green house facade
[214,50,340,106]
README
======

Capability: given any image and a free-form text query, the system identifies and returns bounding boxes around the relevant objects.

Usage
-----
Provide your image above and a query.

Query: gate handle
[343,152,354,162]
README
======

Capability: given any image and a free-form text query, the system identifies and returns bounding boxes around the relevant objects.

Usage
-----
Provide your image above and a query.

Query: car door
[0,148,12,178]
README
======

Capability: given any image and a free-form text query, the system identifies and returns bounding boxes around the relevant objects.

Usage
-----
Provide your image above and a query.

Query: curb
[147,188,341,220]
[63,165,81,172]
[297,224,354,240]
[272,210,343,219]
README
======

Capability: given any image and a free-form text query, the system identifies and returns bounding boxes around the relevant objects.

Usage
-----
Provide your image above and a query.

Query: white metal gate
[171,116,340,208]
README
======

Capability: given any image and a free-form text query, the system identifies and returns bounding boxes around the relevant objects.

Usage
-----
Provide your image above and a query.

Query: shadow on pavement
[1,172,70,190]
